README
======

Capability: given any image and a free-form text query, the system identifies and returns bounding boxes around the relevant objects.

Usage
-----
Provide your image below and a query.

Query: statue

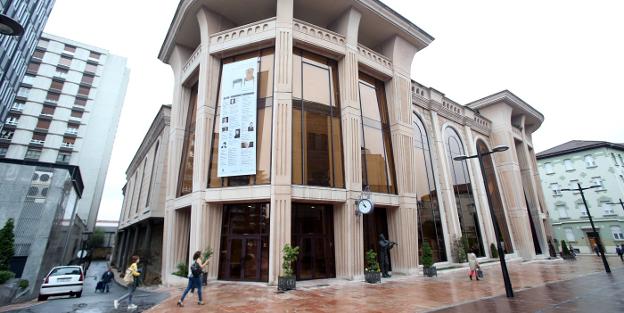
[378,234,397,278]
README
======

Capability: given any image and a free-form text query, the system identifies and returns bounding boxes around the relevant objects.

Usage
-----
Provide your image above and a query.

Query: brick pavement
[146,256,624,313]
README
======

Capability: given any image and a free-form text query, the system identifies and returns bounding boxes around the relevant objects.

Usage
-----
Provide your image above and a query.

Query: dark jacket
[101,271,114,283]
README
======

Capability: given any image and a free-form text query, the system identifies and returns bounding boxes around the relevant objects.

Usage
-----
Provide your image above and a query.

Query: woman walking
[467,252,480,281]
[177,251,209,307]
[114,255,141,310]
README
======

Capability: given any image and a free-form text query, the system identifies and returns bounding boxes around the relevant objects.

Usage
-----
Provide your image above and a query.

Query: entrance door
[363,207,391,270]
[292,204,335,280]
[218,203,270,281]
[586,231,601,253]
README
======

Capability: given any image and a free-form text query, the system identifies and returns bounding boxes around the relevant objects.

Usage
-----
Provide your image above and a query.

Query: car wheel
[76,291,82,298]
[38,295,47,301]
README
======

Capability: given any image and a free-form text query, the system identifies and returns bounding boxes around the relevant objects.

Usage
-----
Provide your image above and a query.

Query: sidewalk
[146,256,624,312]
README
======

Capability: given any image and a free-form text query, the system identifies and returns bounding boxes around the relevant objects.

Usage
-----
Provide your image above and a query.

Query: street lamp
[454,144,514,298]
[0,13,24,36]
[560,183,611,273]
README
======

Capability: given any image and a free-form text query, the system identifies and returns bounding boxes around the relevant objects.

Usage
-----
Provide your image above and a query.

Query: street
[2,261,169,313]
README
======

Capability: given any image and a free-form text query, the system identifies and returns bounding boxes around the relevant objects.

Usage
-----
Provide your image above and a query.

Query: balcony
[65,128,78,136]
[5,120,18,126]
[60,142,74,149]
[30,139,45,146]
[10,105,23,112]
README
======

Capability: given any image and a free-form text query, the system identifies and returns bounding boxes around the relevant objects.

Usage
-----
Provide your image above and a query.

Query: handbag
[477,269,484,278]
[123,267,134,284]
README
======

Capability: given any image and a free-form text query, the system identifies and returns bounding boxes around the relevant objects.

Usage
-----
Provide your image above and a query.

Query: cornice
[466,90,544,124]
[126,105,171,175]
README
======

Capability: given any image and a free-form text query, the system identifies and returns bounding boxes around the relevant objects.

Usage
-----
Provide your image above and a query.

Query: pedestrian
[101,266,114,293]
[114,255,141,311]
[594,244,600,256]
[467,252,480,281]
[177,251,209,307]
[617,244,624,262]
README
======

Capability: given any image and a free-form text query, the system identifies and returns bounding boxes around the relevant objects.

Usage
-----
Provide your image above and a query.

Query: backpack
[191,261,202,277]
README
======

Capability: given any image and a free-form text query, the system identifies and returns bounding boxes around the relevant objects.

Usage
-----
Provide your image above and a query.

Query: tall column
[268,0,294,285]
[381,36,419,273]
[480,104,536,260]
[187,7,225,264]
[332,7,363,280]
[202,203,223,279]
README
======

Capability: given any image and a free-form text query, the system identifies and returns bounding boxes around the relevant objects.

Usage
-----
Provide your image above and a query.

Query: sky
[42,0,624,221]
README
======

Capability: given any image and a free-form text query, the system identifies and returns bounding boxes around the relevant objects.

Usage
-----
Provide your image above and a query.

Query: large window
[292,49,344,188]
[477,140,513,253]
[358,73,396,194]
[414,114,446,262]
[445,127,485,256]
[208,48,274,187]
[177,83,198,196]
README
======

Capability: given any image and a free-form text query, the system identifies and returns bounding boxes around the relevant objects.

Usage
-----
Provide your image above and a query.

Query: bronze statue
[379,234,397,278]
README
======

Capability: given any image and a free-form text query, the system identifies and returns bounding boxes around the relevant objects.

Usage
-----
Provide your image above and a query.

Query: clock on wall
[357,198,374,215]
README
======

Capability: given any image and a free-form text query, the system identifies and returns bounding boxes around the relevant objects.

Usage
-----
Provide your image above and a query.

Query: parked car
[38,266,84,301]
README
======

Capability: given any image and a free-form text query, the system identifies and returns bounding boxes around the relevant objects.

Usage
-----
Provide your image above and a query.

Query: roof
[536,140,624,159]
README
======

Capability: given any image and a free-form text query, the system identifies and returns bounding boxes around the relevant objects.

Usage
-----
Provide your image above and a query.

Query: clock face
[358,199,374,214]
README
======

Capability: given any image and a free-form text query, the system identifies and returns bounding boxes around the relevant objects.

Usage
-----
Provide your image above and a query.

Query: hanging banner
[217,57,258,177]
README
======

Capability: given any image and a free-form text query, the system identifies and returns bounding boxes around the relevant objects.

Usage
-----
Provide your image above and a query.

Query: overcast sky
[43,0,624,221]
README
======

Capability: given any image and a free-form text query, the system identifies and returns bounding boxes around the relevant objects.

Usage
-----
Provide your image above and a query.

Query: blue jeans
[180,276,202,302]
[116,282,136,305]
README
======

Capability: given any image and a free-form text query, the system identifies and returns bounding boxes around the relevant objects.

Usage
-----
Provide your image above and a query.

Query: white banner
[217,57,258,177]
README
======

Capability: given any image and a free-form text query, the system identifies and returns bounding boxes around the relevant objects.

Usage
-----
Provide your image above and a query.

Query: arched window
[444,127,485,257]
[476,139,513,253]
[414,114,447,262]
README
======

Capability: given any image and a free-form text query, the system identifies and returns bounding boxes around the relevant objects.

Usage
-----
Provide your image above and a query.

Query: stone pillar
[381,36,419,273]
[332,7,363,280]
[268,0,294,285]
[480,104,536,260]
[202,203,223,279]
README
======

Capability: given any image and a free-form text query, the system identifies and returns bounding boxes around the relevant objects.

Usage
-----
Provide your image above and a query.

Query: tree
[421,242,434,268]
[561,240,570,256]
[88,228,105,249]
[0,219,15,271]
[490,243,499,258]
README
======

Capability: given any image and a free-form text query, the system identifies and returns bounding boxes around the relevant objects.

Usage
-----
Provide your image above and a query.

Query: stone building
[537,140,624,254]
[113,105,170,285]
[157,0,550,285]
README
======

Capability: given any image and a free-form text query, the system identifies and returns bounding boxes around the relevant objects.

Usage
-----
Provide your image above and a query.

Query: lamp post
[454,144,514,298]
[607,199,624,214]
[560,183,611,273]
[0,12,24,36]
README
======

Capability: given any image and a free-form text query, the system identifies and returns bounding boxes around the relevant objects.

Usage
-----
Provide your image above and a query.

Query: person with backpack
[114,255,141,310]
[177,251,209,307]
[617,244,623,262]
[100,266,114,293]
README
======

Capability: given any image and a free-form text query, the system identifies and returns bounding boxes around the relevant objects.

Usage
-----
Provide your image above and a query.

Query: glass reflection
[359,73,396,194]
[445,127,485,257]
[292,49,344,188]
[177,83,198,196]
[477,140,514,253]
[414,114,447,262]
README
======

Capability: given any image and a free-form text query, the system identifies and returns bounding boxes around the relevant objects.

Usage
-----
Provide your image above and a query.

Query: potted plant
[421,242,437,277]
[278,244,299,291]
[364,249,381,283]
[201,247,213,285]
[490,243,499,258]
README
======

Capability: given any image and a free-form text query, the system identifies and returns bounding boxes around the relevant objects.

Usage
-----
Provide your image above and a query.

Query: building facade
[0,158,83,298]
[113,105,170,285]
[158,0,550,285]
[0,0,55,127]
[537,141,624,254]
[1,33,129,231]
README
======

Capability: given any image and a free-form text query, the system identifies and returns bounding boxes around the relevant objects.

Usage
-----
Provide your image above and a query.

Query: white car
[38,266,84,301]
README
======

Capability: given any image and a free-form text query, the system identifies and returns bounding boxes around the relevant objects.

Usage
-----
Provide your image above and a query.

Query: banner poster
[217,57,258,177]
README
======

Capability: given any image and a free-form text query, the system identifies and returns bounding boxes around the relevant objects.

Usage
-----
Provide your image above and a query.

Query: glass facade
[292,49,344,188]
[358,73,396,194]
[476,140,513,253]
[208,48,274,187]
[177,83,198,196]
[414,114,447,262]
[445,127,485,257]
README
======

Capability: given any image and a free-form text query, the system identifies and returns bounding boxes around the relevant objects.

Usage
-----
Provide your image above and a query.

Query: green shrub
[18,279,28,289]
[561,240,570,256]
[421,242,434,268]
[172,262,188,277]
[0,219,15,271]
[202,247,213,260]
[281,244,300,277]
[365,249,380,272]
[0,270,15,284]
[490,243,499,258]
